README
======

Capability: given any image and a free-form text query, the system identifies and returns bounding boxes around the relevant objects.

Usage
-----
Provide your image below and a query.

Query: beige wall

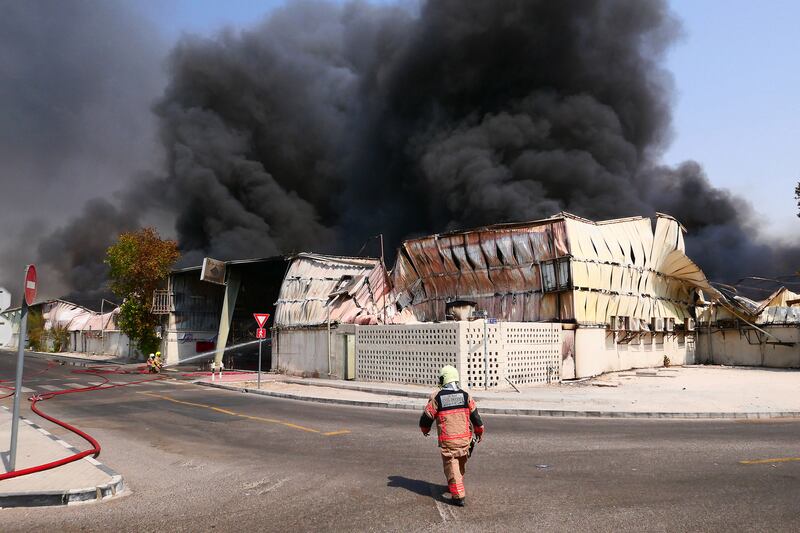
[272,321,700,384]
[697,326,800,368]
[574,328,695,378]
[272,325,352,378]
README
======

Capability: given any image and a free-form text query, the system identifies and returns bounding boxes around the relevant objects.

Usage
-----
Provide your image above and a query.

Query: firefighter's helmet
[438,365,460,387]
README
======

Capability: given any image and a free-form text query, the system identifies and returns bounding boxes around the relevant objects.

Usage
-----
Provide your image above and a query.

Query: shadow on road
[387,475,448,502]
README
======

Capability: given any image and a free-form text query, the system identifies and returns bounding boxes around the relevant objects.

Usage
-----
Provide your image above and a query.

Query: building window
[557,258,571,290]
[541,257,572,293]
[151,290,174,314]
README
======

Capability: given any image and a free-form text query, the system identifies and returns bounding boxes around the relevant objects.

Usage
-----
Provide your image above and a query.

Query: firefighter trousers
[441,451,468,499]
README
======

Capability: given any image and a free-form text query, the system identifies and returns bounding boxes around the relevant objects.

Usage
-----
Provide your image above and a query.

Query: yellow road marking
[138,391,347,436]
[739,457,800,465]
[238,414,319,434]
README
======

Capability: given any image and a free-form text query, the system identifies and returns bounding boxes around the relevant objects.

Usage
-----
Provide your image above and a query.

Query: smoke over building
[3,0,798,303]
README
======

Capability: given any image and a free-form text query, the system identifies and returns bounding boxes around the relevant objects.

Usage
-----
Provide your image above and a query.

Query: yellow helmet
[439,365,460,387]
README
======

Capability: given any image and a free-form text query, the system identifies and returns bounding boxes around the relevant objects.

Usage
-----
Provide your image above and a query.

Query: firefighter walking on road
[419,365,484,507]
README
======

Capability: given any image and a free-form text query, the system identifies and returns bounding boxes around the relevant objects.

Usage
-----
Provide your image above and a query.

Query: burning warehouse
[163,211,731,387]
[384,211,712,382]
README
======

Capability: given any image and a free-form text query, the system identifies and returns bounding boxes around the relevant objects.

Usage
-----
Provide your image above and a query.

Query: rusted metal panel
[551,220,570,257]
[465,232,493,297]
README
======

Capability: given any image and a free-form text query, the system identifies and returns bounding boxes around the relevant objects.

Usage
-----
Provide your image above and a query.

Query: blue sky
[664,0,799,238]
[142,0,798,238]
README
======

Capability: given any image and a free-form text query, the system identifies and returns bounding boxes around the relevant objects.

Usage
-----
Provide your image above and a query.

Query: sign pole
[483,314,489,390]
[9,265,36,471]
[253,312,270,389]
[257,338,262,389]
[9,300,28,471]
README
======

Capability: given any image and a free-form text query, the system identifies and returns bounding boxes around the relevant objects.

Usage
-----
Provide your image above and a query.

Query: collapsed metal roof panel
[274,254,385,327]
[565,215,716,324]
[392,212,715,325]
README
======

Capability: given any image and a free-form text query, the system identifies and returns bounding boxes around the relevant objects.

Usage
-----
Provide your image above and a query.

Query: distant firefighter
[419,365,484,506]
[146,352,163,374]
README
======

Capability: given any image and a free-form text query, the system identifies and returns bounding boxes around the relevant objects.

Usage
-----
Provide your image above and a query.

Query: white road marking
[429,484,454,522]
[257,478,289,495]
[39,385,61,391]
[65,383,86,389]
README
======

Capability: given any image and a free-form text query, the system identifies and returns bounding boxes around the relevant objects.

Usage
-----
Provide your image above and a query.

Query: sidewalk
[194,365,800,419]
[0,407,123,508]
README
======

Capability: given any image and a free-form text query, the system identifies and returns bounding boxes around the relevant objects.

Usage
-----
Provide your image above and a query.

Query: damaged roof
[391,212,717,325]
[273,253,388,328]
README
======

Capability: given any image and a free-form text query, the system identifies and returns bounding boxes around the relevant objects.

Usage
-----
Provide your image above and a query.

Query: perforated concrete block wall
[460,322,504,389]
[503,323,562,385]
[356,323,460,386]
[356,321,563,388]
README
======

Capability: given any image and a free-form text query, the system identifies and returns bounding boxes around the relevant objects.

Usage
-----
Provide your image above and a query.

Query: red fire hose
[0,360,59,400]
[1,363,164,481]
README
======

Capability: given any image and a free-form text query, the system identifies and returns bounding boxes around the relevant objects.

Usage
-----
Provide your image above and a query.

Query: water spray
[163,338,264,368]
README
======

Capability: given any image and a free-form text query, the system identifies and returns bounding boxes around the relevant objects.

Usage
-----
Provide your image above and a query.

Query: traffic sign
[256,328,267,339]
[24,265,37,306]
[253,313,270,328]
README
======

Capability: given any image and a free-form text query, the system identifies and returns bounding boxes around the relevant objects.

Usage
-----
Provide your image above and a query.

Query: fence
[355,320,561,389]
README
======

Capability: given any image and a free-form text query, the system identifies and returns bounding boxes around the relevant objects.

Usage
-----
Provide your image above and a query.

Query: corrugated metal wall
[391,220,569,322]
[274,254,380,327]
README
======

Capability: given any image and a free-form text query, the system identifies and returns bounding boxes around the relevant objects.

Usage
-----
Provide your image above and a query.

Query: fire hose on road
[1,363,164,481]
[0,360,59,400]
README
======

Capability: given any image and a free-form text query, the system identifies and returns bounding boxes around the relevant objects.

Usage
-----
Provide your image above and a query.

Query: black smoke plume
[0,0,164,307]
[10,0,800,303]
[154,0,800,285]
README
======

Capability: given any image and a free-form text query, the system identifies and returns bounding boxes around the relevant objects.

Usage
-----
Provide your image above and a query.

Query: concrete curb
[0,407,124,509]
[198,381,424,410]
[277,377,431,399]
[195,381,800,420]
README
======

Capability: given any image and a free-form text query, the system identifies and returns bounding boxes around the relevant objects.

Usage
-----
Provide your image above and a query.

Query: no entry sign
[24,265,37,306]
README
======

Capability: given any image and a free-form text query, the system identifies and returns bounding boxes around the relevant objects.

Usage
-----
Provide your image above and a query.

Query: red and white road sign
[24,264,37,306]
[253,313,270,328]
[256,328,267,339]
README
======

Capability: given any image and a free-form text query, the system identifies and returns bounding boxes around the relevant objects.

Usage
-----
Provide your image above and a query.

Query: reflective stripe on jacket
[419,385,483,451]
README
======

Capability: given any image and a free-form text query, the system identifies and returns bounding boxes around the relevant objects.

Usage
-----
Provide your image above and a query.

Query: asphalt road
[2,351,800,532]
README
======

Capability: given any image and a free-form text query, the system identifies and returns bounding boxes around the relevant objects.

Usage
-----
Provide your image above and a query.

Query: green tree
[105,228,179,356]
[27,308,46,352]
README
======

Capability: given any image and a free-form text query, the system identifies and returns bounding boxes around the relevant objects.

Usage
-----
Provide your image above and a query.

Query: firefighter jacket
[419,383,484,454]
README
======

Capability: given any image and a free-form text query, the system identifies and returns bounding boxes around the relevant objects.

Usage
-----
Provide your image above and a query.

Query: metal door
[345,334,356,380]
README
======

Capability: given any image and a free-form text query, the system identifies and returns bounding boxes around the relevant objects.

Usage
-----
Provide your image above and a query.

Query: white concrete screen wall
[356,323,459,386]
[356,321,562,389]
